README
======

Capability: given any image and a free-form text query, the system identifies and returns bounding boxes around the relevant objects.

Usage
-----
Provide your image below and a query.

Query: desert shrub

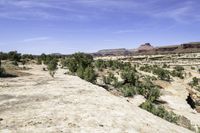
[102,72,121,87]
[146,87,160,102]
[44,56,54,65]
[191,66,195,70]
[22,54,34,60]
[0,60,17,78]
[171,66,185,79]
[37,57,42,64]
[192,77,199,86]
[171,70,184,79]
[60,58,68,68]
[94,60,132,71]
[139,64,152,73]
[140,100,154,112]
[113,79,123,88]
[140,101,179,124]
[0,52,8,60]
[153,67,170,81]
[162,63,169,68]
[66,58,78,73]
[77,66,85,79]
[72,53,93,69]
[121,85,137,97]
[66,53,93,73]
[21,59,26,66]
[198,126,200,133]
[0,67,5,77]
[7,51,21,62]
[121,69,139,86]
[37,54,59,65]
[47,59,58,77]
[139,79,161,102]
[83,66,96,83]
[95,59,106,69]
[65,53,97,83]
[174,66,184,71]
[77,66,96,83]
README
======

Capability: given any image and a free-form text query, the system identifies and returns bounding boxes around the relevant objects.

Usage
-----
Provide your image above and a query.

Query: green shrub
[191,66,195,70]
[171,66,185,79]
[139,64,152,73]
[146,87,160,102]
[140,101,179,124]
[174,66,184,71]
[121,85,137,97]
[139,79,161,102]
[162,63,169,68]
[66,58,78,73]
[37,57,42,65]
[121,69,139,85]
[192,77,199,86]
[83,66,96,83]
[153,67,170,81]
[8,51,21,62]
[0,67,5,77]
[95,59,106,69]
[47,59,58,77]
[76,66,85,79]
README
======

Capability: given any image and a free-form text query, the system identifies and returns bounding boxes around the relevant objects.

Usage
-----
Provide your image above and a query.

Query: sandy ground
[0,65,193,133]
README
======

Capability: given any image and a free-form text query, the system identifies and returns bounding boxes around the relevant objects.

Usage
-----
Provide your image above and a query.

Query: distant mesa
[93,42,200,56]
[137,43,154,52]
[97,48,130,56]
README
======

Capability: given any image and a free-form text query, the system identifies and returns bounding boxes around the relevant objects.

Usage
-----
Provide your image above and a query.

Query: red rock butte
[137,43,154,52]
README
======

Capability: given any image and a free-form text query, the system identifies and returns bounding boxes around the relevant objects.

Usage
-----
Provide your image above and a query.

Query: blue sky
[0,0,200,54]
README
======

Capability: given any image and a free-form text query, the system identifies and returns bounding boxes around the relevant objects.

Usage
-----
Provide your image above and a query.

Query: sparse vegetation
[140,101,179,124]
[153,67,171,81]
[171,66,185,79]
[64,53,97,83]
[139,64,152,73]
[1,50,200,131]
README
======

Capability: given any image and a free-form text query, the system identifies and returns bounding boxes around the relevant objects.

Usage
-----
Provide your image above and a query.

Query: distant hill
[96,48,131,56]
[92,42,200,56]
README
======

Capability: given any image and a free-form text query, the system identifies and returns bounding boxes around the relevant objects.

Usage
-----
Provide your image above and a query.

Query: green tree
[66,58,78,73]
[8,51,21,62]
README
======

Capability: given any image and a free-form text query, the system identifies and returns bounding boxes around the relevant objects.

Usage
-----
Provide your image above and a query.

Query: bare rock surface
[0,65,193,133]
[160,69,200,128]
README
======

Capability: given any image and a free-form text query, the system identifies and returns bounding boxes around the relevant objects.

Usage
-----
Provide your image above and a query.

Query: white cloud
[22,37,50,42]
[0,0,199,23]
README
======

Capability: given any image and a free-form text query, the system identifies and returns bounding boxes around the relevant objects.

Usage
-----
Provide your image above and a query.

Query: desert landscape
[1,0,200,132]
[0,48,200,133]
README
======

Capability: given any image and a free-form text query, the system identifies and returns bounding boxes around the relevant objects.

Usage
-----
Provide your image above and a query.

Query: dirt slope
[0,65,193,133]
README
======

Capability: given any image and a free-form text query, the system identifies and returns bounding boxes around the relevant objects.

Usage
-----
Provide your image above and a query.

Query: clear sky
[0,0,200,54]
